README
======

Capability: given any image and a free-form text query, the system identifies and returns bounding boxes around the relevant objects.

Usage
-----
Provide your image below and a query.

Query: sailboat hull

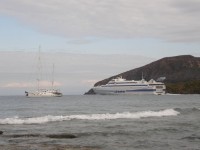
[25,90,62,98]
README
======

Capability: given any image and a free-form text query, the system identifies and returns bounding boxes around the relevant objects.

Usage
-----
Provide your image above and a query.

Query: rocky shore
[0,132,99,150]
[0,145,99,150]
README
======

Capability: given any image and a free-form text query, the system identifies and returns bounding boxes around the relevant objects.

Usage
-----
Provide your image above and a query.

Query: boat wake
[0,109,179,125]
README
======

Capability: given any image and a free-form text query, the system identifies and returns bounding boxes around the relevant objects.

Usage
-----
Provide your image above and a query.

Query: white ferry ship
[92,77,166,95]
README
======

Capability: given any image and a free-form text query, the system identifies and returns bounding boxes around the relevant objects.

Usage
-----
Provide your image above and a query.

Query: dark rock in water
[7,134,40,138]
[4,133,77,139]
[182,135,200,140]
[46,133,77,139]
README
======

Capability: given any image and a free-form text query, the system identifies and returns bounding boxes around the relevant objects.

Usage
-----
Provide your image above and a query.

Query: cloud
[0,0,200,42]
[2,82,33,88]
[66,38,93,45]
[2,81,61,88]
[81,79,98,86]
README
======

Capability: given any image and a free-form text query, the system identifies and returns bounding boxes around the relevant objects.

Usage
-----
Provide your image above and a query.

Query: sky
[0,0,200,95]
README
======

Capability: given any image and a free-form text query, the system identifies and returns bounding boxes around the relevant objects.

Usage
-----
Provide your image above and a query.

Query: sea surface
[0,95,200,150]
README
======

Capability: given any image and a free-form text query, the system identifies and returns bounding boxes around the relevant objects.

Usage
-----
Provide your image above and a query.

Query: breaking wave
[0,109,179,125]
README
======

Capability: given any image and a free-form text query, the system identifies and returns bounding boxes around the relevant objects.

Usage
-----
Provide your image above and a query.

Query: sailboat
[25,47,62,97]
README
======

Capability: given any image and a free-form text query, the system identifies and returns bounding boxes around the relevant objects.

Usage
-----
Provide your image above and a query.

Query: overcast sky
[0,0,200,95]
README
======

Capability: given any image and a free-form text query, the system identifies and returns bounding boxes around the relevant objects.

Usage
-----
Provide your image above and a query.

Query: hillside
[86,55,200,94]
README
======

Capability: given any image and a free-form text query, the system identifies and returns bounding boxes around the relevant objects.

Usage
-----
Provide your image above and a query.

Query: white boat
[25,89,62,97]
[25,48,62,97]
[92,77,166,95]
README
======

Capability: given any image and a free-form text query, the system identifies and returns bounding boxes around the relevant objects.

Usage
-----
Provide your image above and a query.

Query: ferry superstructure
[92,77,166,95]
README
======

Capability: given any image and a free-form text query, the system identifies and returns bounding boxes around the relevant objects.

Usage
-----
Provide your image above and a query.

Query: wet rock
[0,131,3,135]
[7,134,40,138]
[14,134,39,138]
[182,135,200,140]
[46,133,77,139]
[3,133,77,139]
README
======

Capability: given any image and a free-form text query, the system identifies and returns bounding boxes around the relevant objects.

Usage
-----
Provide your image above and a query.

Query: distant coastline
[86,55,200,94]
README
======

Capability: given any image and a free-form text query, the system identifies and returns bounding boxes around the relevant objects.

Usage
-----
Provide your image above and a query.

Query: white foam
[0,109,180,125]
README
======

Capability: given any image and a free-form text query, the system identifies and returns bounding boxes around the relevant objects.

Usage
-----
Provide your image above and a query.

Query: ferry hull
[93,86,165,95]
[26,94,62,98]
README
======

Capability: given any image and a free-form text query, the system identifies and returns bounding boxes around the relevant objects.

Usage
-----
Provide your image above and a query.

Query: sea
[0,95,200,150]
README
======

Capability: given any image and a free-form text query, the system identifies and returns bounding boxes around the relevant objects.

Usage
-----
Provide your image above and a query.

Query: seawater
[0,95,200,150]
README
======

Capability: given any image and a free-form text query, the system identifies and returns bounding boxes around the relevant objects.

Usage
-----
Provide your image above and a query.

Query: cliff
[85,55,200,94]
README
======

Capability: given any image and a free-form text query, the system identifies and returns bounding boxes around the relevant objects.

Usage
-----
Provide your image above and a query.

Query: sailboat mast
[37,46,42,91]
[52,63,55,89]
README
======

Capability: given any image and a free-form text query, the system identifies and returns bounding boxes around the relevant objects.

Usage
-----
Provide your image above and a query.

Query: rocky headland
[86,55,200,94]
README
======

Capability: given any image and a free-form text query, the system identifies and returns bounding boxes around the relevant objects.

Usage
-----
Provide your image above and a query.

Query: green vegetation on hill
[166,80,200,94]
